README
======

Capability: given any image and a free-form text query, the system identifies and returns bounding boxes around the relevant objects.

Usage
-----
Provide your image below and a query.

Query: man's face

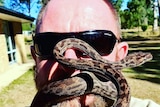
[31,0,128,106]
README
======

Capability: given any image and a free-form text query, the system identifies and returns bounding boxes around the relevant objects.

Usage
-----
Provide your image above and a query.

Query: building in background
[0,6,34,73]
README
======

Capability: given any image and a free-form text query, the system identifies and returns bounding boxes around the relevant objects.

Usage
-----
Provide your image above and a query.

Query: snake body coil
[31,38,153,107]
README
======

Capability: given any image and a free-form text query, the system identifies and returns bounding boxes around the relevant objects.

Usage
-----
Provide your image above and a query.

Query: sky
[4,0,41,20]
[121,0,129,10]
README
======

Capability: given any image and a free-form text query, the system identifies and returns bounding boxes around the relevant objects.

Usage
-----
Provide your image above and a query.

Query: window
[3,21,16,63]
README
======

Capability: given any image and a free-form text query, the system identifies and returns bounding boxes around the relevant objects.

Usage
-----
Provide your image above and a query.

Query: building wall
[12,22,27,63]
[0,34,9,73]
[0,19,9,73]
[0,20,28,73]
[15,34,27,64]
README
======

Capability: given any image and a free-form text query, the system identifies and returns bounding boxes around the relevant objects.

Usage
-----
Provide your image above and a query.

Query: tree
[120,0,154,29]
[153,0,159,31]
[6,0,42,16]
[128,0,144,27]
[0,0,4,6]
[110,0,124,12]
[19,0,31,14]
[158,0,160,16]
[158,0,160,26]
[120,9,133,29]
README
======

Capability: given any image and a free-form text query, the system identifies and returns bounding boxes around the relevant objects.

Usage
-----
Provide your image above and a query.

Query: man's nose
[64,49,78,59]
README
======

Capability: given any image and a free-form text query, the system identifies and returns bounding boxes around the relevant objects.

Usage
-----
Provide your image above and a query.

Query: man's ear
[30,46,37,61]
[116,42,128,60]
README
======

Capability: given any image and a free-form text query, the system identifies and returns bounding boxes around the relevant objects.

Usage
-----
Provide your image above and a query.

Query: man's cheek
[35,60,57,89]
[48,62,59,80]
[35,69,49,90]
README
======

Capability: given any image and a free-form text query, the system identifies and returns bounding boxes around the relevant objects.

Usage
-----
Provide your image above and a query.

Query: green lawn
[0,69,37,107]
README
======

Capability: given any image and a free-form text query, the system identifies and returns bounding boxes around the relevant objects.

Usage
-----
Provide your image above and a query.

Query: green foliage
[110,0,123,12]
[6,0,42,16]
[120,0,154,29]
[41,0,48,4]
[0,0,4,6]
[22,23,35,31]
[128,0,145,26]
[120,9,132,28]
[22,23,31,30]
[141,25,148,31]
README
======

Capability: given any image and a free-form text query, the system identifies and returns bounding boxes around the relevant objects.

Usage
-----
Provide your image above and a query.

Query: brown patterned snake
[31,38,153,107]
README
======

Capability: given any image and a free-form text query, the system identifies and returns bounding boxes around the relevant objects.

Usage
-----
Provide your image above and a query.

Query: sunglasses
[33,30,120,59]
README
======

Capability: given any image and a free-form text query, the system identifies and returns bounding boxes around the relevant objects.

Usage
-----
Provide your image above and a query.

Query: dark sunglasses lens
[34,34,63,58]
[80,33,116,55]
[34,30,117,58]
[92,38,116,55]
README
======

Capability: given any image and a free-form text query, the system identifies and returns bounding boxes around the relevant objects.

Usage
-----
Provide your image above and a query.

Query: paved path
[0,60,34,91]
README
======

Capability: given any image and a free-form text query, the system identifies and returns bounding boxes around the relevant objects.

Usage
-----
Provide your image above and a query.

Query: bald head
[36,0,120,39]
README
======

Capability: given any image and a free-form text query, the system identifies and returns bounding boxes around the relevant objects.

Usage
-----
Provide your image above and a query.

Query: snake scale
[31,38,153,107]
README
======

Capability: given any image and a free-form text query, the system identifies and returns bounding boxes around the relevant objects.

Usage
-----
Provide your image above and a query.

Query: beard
[52,94,107,107]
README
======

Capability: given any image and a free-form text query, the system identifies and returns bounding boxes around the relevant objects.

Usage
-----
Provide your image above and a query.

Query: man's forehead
[37,0,120,38]
[44,0,115,19]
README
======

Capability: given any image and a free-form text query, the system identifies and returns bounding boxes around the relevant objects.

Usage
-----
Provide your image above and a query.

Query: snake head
[123,52,153,68]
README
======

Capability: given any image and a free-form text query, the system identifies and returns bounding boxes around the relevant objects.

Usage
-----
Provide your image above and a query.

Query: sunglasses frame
[33,30,120,59]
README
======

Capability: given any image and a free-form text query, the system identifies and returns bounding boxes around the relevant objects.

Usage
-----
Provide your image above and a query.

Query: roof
[0,6,35,23]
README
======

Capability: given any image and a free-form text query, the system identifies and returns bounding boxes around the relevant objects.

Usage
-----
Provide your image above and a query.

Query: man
[31,0,160,106]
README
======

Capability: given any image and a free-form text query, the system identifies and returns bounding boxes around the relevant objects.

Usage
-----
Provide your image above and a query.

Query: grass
[0,69,37,107]
[121,26,160,41]
[0,28,160,106]
[122,32,160,104]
